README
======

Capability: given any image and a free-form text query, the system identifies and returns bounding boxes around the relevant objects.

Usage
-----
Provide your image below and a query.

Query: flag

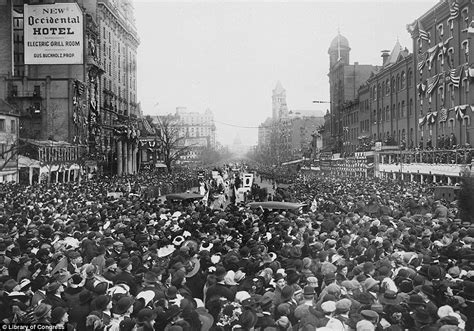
[450,0,459,20]
[343,127,349,133]
[427,111,438,124]
[427,44,438,69]
[417,52,427,72]
[449,66,462,88]
[417,82,426,95]
[426,74,440,94]
[455,105,470,120]
[419,116,427,127]
[439,108,448,122]
[418,20,430,42]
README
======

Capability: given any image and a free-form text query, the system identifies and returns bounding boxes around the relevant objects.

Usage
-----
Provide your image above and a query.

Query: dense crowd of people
[0,166,473,330]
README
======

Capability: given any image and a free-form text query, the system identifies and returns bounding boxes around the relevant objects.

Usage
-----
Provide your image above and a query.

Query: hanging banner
[24,3,84,65]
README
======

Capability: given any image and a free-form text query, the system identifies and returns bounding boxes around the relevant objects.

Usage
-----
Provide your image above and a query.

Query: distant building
[272,81,289,120]
[0,100,19,182]
[151,108,216,162]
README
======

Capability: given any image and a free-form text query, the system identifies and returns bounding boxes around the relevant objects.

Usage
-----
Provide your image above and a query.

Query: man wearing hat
[44,281,67,309]
[69,290,93,330]
[63,273,85,308]
[103,258,118,281]
[255,295,276,330]
[294,286,316,321]
[114,259,138,296]
[334,298,355,330]
[66,250,83,275]
[136,307,157,331]
[110,296,135,330]
[205,265,235,306]
[89,294,113,326]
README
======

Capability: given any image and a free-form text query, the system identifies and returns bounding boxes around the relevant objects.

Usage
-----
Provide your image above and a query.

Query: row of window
[370,70,412,100]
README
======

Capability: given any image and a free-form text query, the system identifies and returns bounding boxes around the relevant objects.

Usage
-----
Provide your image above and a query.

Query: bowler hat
[79,290,94,305]
[116,296,134,314]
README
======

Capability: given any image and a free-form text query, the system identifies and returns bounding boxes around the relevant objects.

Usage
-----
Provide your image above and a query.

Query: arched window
[396,74,400,91]
[401,71,406,90]
[401,100,406,117]
[382,82,385,97]
[386,79,390,95]
[407,69,413,87]
[397,102,401,118]
[409,98,413,116]
[391,78,395,93]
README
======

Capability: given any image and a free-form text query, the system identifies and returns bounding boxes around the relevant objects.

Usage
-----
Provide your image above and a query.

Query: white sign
[242,173,253,188]
[24,3,84,65]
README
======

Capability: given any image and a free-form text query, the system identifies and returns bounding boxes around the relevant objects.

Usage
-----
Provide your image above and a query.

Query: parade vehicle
[165,192,204,202]
[247,201,306,210]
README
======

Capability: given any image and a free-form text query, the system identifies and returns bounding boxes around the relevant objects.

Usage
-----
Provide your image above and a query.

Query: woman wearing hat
[33,302,52,325]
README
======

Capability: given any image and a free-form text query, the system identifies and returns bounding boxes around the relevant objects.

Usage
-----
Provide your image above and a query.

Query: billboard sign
[24,3,84,65]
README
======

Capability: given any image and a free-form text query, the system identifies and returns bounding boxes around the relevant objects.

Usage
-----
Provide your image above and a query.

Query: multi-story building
[0,100,19,182]
[0,0,140,179]
[272,81,288,120]
[258,117,273,148]
[150,108,216,163]
[321,0,474,183]
[326,32,378,153]
[363,41,415,150]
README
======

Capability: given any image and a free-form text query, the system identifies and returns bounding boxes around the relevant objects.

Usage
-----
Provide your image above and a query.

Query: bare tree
[153,115,193,173]
[0,141,21,172]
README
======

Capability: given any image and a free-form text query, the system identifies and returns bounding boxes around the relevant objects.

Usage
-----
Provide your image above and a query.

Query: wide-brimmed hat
[405,294,426,307]
[185,257,200,278]
[34,303,52,320]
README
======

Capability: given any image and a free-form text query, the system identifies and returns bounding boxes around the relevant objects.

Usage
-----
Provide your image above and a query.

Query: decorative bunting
[455,105,471,120]
[450,66,463,88]
[426,44,439,70]
[417,52,427,72]
[449,0,459,20]
[418,116,427,127]
[427,74,441,94]
[439,108,448,122]
[418,20,430,43]
[427,111,438,125]
[417,82,426,96]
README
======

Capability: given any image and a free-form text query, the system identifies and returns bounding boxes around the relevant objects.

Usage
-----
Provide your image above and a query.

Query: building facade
[0,0,140,178]
[0,100,19,182]
[320,0,474,182]
[326,32,378,153]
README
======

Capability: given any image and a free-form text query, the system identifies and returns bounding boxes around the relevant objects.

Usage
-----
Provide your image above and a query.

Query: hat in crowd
[136,290,155,307]
[303,286,315,297]
[165,286,178,300]
[360,310,379,321]
[363,278,379,291]
[379,290,401,306]
[3,279,18,292]
[105,258,117,268]
[281,286,295,302]
[34,303,52,320]
[321,301,336,313]
[79,290,94,305]
[46,281,61,293]
[118,259,131,270]
[137,308,157,323]
[94,294,111,311]
[335,298,352,312]
[51,307,67,324]
[116,296,134,314]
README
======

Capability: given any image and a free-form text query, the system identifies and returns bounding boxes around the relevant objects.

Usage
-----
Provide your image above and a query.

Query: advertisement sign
[24,3,84,65]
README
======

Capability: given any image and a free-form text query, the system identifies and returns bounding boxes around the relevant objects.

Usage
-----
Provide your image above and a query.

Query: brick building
[326,32,378,153]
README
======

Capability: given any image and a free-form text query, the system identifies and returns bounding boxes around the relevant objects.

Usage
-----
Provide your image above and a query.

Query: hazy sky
[134,0,435,146]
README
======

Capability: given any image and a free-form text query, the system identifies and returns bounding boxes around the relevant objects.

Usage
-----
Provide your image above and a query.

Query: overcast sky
[134,0,435,146]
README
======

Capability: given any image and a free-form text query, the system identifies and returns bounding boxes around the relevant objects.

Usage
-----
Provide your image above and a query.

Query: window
[0,144,5,159]
[401,72,406,90]
[401,100,406,117]
[462,7,469,29]
[33,85,40,97]
[10,120,15,133]
[447,47,454,67]
[438,85,445,104]
[386,79,390,95]
[0,119,5,131]
[462,40,469,62]
[438,23,444,37]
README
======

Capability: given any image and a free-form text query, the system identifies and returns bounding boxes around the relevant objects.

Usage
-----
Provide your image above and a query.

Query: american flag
[450,66,462,88]
[418,20,430,42]
[417,52,426,72]
[450,0,459,20]
[438,108,448,122]
[426,74,440,94]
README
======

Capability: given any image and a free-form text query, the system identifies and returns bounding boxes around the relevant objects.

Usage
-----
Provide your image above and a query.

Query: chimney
[381,50,390,66]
